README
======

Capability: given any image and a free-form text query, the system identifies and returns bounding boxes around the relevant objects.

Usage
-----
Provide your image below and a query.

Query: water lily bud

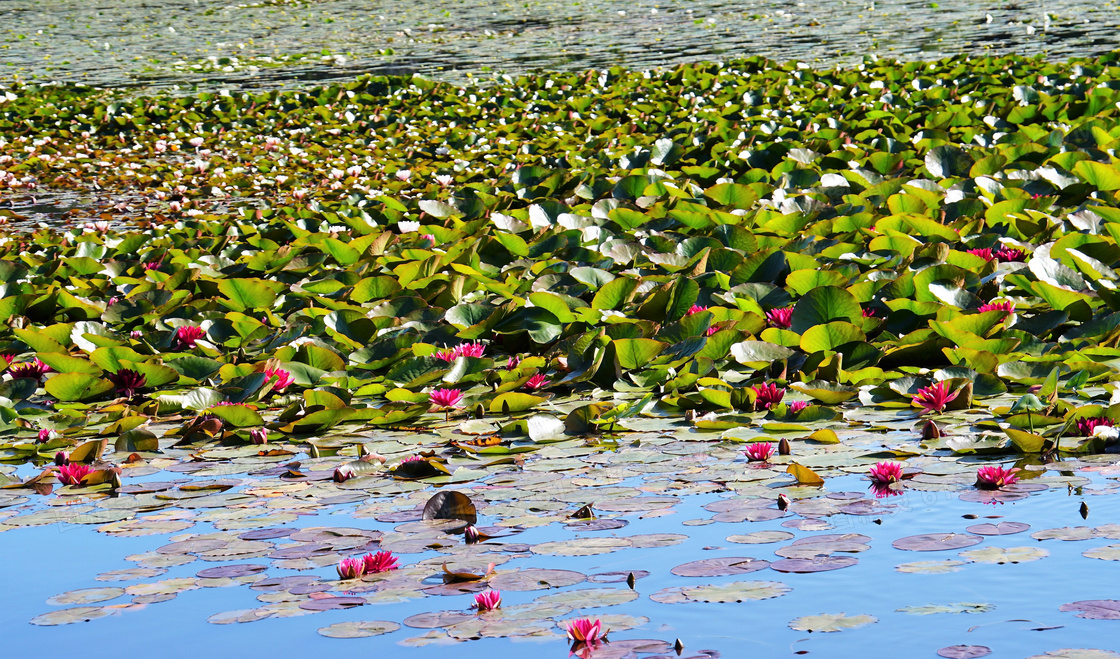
[778,438,791,455]
[464,525,480,544]
[1080,502,1090,519]
[249,428,268,445]
[674,639,685,653]
[921,419,942,440]
[777,493,790,511]
[626,572,636,589]
[55,451,69,466]
[475,404,485,419]
[308,444,320,459]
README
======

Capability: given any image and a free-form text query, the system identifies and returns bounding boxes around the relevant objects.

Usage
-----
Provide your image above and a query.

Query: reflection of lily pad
[770,556,858,573]
[789,612,877,632]
[318,620,401,638]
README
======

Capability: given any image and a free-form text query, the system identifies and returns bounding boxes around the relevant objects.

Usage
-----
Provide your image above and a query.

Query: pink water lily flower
[789,401,808,414]
[336,557,366,580]
[744,442,774,462]
[914,381,958,414]
[869,461,904,484]
[975,465,1020,490]
[862,307,879,318]
[977,300,1014,315]
[566,618,606,644]
[433,348,458,362]
[249,428,268,445]
[429,388,464,409]
[1078,417,1114,437]
[967,247,995,261]
[456,342,487,359]
[506,355,521,370]
[107,369,147,399]
[995,247,1026,262]
[57,463,92,486]
[37,428,59,443]
[686,304,708,316]
[473,589,502,612]
[175,325,206,348]
[523,374,550,391]
[752,383,786,411]
[766,307,794,329]
[264,366,294,392]
[8,358,51,381]
[361,550,399,574]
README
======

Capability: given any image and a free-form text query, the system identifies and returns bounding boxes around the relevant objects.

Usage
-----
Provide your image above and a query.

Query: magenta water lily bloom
[975,465,1020,489]
[523,373,550,391]
[336,557,366,580]
[506,355,521,370]
[8,358,52,381]
[752,383,785,411]
[1077,417,1113,437]
[995,247,1026,262]
[473,589,501,612]
[361,550,399,574]
[107,369,147,399]
[429,388,464,409]
[57,463,92,486]
[249,428,268,445]
[977,300,1014,315]
[566,618,606,644]
[175,325,206,348]
[766,307,793,329]
[686,304,708,315]
[869,461,904,484]
[744,442,774,462]
[789,400,808,414]
[914,381,958,414]
[967,247,994,261]
[264,366,294,392]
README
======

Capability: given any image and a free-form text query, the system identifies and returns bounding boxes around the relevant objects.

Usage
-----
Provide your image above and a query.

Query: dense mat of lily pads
[6,52,1120,655]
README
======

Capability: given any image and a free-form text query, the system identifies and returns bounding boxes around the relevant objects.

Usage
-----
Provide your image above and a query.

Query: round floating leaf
[46,587,125,606]
[966,522,1030,536]
[1025,651,1120,659]
[671,557,770,577]
[318,620,401,638]
[488,569,585,592]
[727,531,795,545]
[422,491,477,524]
[789,612,877,633]
[895,560,969,574]
[771,557,858,573]
[791,286,862,334]
[938,646,992,659]
[1083,545,1120,561]
[44,372,114,402]
[680,580,791,603]
[897,602,994,615]
[30,606,111,626]
[1059,601,1120,620]
[957,546,1048,564]
[892,533,983,551]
